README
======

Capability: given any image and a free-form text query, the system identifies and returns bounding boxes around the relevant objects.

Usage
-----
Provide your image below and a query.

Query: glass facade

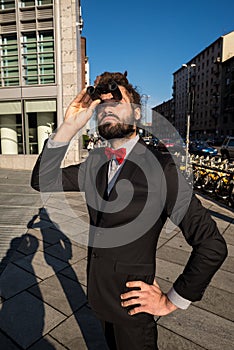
[0,35,19,86]
[0,100,57,154]
[22,30,55,85]
[0,0,55,87]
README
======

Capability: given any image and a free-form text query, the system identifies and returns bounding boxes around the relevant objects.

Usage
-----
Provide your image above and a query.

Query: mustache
[99,111,120,124]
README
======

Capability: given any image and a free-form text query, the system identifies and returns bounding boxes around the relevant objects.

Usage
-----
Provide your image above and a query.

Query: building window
[38,30,55,84]
[20,0,36,7]
[21,30,55,85]
[0,99,57,154]
[22,32,38,85]
[0,34,19,87]
[0,102,23,154]
[0,0,15,10]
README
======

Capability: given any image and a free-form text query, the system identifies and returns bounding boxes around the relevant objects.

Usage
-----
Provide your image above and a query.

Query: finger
[120,290,141,300]
[72,88,88,105]
[126,281,145,289]
[86,99,101,116]
[128,306,145,316]
[121,298,141,308]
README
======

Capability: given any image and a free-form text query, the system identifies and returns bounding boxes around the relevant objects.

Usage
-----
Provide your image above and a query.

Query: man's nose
[100,93,113,101]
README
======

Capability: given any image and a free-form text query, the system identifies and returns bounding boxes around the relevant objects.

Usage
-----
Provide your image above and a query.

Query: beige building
[0,0,85,169]
[173,31,234,139]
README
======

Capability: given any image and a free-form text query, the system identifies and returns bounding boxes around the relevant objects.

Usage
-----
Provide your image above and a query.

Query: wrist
[160,294,178,315]
[165,295,178,312]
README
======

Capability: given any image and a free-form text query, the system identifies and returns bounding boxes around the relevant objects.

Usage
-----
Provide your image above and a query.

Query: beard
[98,122,135,140]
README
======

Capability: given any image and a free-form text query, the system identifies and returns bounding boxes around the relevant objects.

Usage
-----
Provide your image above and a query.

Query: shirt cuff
[167,287,191,310]
[47,134,69,148]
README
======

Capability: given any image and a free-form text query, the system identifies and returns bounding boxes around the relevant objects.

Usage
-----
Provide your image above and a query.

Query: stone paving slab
[158,305,234,350]
[221,243,234,272]
[49,304,108,350]
[0,177,31,185]
[0,207,38,226]
[14,250,69,280]
[0,183,36,193]
[209,268,233,294]
[0,330,21,350]
[0,262,41,299]
[156,257,184,283]
[157,326,206,350]
[163,232,192,252]
[59,258,87,287]
[194,285,234,321]
[44,241,87,265]
[0,194,42,207]
[156,245,190,266]
[0,291,66,349]
[29,273,87,317]
[223,222,234,244]
[28,334,67,350]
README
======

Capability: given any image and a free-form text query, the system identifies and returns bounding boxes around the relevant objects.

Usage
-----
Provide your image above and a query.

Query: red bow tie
[104,147,126,164]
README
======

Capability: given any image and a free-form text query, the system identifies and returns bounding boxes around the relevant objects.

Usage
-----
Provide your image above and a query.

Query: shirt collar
[113,134,139,158]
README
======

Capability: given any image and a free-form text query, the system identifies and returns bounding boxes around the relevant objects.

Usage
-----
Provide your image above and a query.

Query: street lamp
[182,63,196,172]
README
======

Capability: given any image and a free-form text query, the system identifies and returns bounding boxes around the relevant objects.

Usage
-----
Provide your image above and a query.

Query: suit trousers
[101,318,158,350]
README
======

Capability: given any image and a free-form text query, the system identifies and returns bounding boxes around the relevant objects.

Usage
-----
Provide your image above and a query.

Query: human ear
[134,107,141,121]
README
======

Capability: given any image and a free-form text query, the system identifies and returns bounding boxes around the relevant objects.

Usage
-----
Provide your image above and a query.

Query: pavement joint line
[192,303,234,323]
[0,183,31,187]
[156,231,180,250]
[0,328,25,350]
[157,325,207,350]
[0,192,41,196]
[156,272,233,294]
[0,205,42,209]
[26,288,72,318]
[48,333,70,350]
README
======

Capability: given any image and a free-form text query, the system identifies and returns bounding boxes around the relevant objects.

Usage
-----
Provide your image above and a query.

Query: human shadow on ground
[27,207,108,350]
[0,233,56,349]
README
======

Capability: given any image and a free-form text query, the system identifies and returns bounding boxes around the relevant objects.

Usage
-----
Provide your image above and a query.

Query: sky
[81,0,234,109]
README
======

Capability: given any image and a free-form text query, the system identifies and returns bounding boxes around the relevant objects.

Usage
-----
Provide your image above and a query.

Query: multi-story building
[152,98,174,138]
[172,31,234,140]
[220,56,234,136]
[0,0,85,169]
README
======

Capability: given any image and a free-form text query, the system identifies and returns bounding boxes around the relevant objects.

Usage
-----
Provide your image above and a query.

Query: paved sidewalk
[0,168,233,350]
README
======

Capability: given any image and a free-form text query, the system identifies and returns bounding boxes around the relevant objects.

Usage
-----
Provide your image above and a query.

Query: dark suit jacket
[31,138,227,326]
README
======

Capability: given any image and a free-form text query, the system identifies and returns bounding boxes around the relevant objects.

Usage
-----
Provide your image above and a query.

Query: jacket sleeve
[31,139,86,193]
[163,158,228,302]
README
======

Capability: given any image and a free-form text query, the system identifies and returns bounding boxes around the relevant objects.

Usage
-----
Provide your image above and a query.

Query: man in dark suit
[31,71,227,350]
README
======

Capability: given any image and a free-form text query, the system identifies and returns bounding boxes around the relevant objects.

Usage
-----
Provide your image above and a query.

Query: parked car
[157,138,185,153]
[220,137,234,160]
[189,141,218,156]
[143,136,159,147]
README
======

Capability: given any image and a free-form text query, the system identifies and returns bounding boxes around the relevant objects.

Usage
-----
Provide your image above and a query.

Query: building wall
[172,31,234,140]
[0,0,84,169]
[220,56,234,136]
[152,99,174,138]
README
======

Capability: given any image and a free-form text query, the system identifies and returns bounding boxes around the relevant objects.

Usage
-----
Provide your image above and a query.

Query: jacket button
[92,252,98,258]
